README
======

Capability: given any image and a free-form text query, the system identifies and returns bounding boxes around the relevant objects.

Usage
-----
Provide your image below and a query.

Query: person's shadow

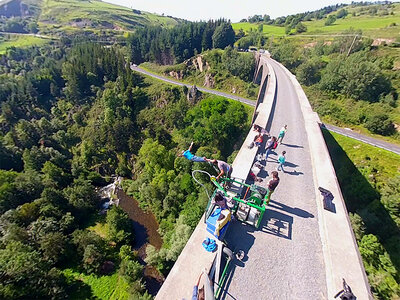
[285,169,304,176]
[269,200,314,218]
[281,143,304,148]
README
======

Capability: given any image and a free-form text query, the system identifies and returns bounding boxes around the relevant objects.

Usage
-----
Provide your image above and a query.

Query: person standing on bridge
[277,125,287,145]
[265,136,277,160]
[208,159,233,180]
[265,171,280,205]
[178,141,207,163]
[277,151,286,172]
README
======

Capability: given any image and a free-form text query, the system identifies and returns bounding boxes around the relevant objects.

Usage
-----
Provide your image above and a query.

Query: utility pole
[347,34,358,57]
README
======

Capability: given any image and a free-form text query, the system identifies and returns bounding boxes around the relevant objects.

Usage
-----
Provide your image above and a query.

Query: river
[116,188,164,296]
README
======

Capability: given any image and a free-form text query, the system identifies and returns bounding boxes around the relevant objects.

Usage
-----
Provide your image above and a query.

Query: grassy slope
[232,22,286,36]
[323,129,400,298]
[232,3,400,39]
[62,214,130,300]
[326,130,400,186]
[0,0,179,53]
[38,0,178,32]
[0,34,48,54]
[63,269,130,300]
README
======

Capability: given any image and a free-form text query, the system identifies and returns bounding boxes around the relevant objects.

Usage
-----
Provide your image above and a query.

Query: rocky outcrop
[168,70,184,80]
[372,38,395,46]
[203,73,215,88]
[187,85,202,104]
[187,55,210,73]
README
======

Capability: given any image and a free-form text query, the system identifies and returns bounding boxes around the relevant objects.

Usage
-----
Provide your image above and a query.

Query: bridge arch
[254,64,264,85]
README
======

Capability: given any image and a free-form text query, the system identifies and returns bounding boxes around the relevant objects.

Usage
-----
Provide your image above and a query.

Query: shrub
[319,53,391,102]
[82,244,103,274]
[295,22,307,33]
[325,15,336,26]
[296,59,323,86]
[364,112,394,135]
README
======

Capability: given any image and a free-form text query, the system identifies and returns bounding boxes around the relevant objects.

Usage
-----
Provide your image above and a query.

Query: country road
[0,31,59,40]
[131,65,400,156]
[322,123,400,155]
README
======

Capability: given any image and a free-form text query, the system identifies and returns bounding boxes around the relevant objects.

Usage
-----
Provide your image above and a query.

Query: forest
[127,20,235,65]
[0,41,250,298]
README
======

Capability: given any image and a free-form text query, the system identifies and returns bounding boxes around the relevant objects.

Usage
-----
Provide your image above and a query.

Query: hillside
[0,0,180,36]
[233,2,400,39]
[38,0,179,33]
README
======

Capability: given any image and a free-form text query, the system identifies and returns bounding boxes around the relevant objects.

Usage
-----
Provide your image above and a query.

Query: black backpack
[334,279,356,300]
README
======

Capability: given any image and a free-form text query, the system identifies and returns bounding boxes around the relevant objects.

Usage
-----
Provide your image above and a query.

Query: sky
[103,0,356,22]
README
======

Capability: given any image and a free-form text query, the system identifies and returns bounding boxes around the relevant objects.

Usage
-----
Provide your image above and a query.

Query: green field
[0,35,49,54]
[232,22,286,36]
[233,3,400,39]
[303,14,400,38]
[326,130,400,183]
[63,269,130,300]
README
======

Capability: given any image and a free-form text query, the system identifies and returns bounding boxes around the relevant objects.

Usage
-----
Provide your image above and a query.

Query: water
[116,188,164,295]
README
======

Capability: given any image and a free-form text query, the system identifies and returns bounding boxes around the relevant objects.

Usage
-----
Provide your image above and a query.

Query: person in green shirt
[277,151,286,172]
[277,125,287,144]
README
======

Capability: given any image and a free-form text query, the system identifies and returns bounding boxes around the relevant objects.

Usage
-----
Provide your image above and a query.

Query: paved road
[322,123,400,155]
[222,58,327,300]
[0,31,58,40]
[132,65,400,156]
[131,66,256,107]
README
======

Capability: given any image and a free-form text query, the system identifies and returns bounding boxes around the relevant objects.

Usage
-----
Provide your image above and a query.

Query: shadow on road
[285,169,304,176]
[281,143,304,148]
[221,221,257,300]
[220,208,293,299]
[261,208,293,240]
[269,200,314,218]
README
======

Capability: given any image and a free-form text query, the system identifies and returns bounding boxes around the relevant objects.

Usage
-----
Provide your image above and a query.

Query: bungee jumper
[178,141,208,163]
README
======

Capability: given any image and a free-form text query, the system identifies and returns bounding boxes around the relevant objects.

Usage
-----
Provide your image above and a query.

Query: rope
[191,169,213,200]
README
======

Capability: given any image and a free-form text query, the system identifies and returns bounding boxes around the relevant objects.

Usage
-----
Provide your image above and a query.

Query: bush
[106,206,133,245]
[325,15,336,26]
[296,59,323,86]
[82,244,103,274]
[119,259,143,282]
[319,53,391,102]
[364,112,394,135]
[295,22,307,33]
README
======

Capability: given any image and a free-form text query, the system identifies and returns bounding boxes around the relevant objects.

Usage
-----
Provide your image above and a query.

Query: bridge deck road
[222,59,327,300]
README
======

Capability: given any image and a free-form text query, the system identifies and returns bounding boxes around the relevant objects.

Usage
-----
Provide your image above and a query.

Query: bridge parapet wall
[272,59,372,299]
[232,58,276,182]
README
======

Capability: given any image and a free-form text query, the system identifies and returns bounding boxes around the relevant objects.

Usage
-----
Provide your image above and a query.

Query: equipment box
[206,207,230,240]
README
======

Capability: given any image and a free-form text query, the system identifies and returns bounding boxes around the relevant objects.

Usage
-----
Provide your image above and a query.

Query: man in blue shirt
[179,141,207,162]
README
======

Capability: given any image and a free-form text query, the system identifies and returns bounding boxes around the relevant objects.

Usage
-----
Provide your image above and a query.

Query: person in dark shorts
[209,159,233,180]
[265,171,280,205]
[265,136,277,160]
